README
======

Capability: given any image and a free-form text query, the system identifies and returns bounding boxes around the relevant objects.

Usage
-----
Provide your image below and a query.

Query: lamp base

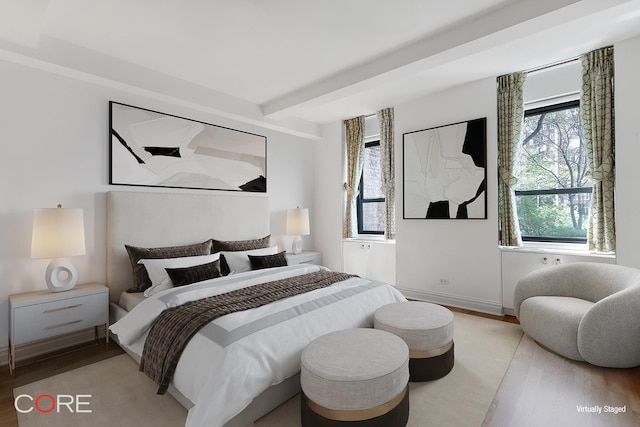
[46,258,78,292]
[292,236,303,254]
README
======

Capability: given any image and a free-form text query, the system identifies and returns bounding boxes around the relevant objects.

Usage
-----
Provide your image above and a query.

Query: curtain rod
[526,56,579,75]
[364,106,394,119]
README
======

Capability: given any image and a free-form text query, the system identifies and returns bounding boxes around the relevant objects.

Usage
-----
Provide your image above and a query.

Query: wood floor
[483,334,640,426]
[0,341,124,427]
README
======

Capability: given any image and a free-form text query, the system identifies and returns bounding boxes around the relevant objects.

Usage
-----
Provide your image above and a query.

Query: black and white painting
[403,118,487,219]
[109,102,267,192]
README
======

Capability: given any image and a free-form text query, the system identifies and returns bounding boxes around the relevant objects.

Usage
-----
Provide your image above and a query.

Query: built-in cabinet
[501,249,616,315]
[342,240,396,285]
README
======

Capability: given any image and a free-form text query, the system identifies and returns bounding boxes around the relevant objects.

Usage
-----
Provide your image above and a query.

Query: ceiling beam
[0,35,323,140]
[261,0,629,120]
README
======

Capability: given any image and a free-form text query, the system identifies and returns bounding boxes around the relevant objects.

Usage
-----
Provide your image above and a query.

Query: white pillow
[139,253,221,297]
[221,246,278,274]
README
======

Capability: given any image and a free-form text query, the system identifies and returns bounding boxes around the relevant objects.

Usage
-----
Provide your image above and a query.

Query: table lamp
[31,204,86,292]
[286,207,310,254]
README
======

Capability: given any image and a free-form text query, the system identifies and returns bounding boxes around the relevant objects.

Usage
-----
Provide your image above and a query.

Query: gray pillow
[125,239,213,292]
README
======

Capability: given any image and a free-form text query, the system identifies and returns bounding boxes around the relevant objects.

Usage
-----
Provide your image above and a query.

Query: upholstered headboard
[106,191,269,302]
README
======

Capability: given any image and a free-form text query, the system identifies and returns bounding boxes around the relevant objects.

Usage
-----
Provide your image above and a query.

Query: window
[357,141,385,234]
[515,100,592,243]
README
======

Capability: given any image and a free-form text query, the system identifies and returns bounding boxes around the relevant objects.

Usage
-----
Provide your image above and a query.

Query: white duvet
[109,264,406,427]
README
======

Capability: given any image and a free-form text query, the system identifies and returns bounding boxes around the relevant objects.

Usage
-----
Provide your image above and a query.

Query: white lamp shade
[31,207,86,259]
[286,208,310,236]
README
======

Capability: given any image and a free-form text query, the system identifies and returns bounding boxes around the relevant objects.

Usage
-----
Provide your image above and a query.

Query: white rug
[15,312,522,427]
[13,353,187,427]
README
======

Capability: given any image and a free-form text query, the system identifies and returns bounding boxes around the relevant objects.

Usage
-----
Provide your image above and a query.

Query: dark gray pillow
[125,240,213,292]
[248,251,288,270]
[212,235,270,275]
[211,235,270,253]
[165,259,222,287]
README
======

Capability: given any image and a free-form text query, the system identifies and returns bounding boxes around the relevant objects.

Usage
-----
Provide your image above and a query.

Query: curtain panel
[497,72,527,247]
[377,107,396,240]
[343,116,365,238]
[581,47,616,252]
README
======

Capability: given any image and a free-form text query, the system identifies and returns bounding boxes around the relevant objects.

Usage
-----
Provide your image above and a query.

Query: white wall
[316,78,502,313]
[0,59,315,349]
[315,36,640,315]
[524,60,581,105]
[394,78,502,314]
[313,121,344,271]
[313,80,507,314]
[613,35,640,268]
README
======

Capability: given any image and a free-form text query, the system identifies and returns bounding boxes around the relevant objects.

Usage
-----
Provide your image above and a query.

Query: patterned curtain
[377,107,395,240]
[343,116,365,238]
[497,72,527,247]
[581,47,615,252]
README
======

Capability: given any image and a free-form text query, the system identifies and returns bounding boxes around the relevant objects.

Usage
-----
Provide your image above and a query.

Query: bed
[105,190,406,427]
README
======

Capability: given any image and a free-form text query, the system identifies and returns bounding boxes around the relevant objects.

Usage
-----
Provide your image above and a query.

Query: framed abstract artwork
[403,117,487,219]
[109,102,267,192]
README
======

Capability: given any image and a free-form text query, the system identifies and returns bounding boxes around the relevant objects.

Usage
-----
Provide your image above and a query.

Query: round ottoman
[374,301,454,381]
[300,328,410,427]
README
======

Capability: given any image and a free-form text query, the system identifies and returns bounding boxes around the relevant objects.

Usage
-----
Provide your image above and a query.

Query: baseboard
[0,327,107,367]
[396,287,504,316]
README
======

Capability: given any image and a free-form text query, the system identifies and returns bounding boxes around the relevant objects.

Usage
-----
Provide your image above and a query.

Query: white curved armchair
[514,262,640,368]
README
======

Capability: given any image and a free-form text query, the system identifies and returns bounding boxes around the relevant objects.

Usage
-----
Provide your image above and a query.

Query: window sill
[344,236,395,244]
[499,242,615,259]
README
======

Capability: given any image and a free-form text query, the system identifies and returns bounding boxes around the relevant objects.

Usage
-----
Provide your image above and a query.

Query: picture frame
[109,101,267,192]
[403,117,487,219]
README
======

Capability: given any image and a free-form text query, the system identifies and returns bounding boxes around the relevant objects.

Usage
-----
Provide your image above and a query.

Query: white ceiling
[1,0,640,138]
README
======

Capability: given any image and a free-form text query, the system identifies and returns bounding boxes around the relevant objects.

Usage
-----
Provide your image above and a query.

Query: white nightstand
[286,251,322,266]
[8,282,109,375]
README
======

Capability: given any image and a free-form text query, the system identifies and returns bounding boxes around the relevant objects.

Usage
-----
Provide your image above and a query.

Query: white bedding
[117,290,146,312]
[109,264,406,427]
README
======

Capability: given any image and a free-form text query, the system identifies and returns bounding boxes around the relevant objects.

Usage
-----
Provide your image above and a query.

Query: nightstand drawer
[12,293,107,345]
[286,251,322,266]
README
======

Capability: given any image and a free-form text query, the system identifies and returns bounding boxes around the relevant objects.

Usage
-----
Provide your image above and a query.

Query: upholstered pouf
[374,301,454,381]
[300,328,410,427]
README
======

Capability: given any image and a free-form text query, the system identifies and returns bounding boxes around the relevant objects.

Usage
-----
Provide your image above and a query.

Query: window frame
[357,140,385,235]
[516,99,591,244]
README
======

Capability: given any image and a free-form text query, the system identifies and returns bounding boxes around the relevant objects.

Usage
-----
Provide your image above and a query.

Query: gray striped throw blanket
[140,270,357,393]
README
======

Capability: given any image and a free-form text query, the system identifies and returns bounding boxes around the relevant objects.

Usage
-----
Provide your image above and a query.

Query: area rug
[15,312,522,427]
[13,353,187,427]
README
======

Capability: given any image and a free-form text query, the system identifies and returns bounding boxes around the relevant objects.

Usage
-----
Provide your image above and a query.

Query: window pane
[362,202,385,233]
[516,102,591,242]
[362,145,384,199]
[519,104,590,191]
[516,192,590,240]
